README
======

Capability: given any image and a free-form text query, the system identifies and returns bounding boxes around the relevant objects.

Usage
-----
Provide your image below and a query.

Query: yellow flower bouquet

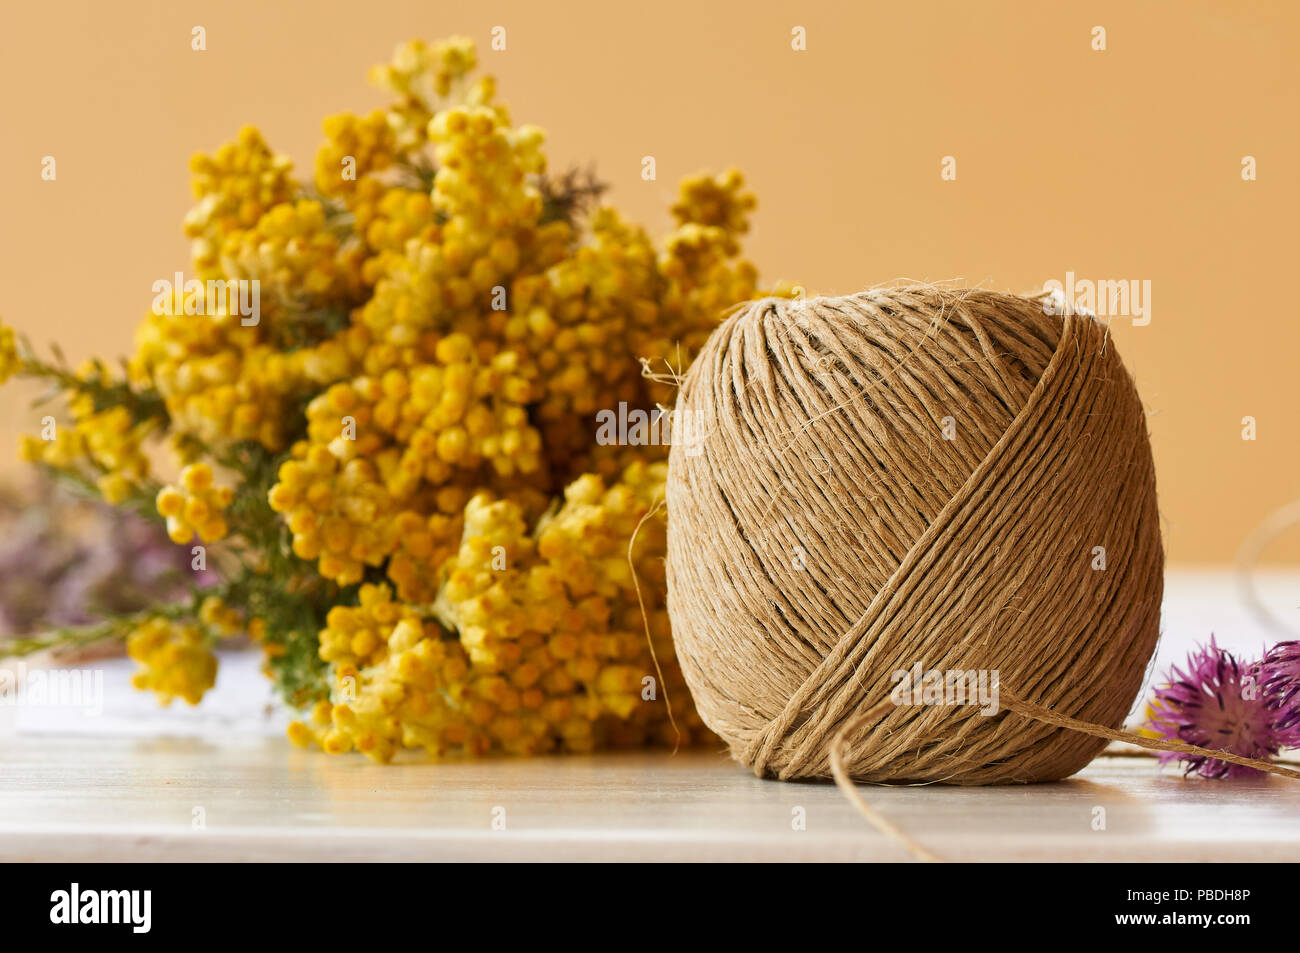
[0,36,791,762]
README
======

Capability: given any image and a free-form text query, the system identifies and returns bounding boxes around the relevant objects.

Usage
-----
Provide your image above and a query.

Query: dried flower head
[1142,637,1288,778]
[1260,640,1300,744]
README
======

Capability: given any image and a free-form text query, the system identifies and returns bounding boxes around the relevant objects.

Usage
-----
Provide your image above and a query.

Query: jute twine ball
[665,288,1163,784]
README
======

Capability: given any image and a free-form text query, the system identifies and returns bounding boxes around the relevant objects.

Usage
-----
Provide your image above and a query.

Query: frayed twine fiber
[666,285,1180,785]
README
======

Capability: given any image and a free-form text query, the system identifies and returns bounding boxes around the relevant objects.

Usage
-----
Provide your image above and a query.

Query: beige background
[0,0,1296,562]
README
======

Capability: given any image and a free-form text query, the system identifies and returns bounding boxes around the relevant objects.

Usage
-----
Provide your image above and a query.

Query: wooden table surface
[2,738,1300,862]
[2,568,1299,862]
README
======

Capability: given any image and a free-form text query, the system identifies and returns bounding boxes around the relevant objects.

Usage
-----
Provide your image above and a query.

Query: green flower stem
[36,462,164,526]
[0,605,182,661]
[15,336,167,426]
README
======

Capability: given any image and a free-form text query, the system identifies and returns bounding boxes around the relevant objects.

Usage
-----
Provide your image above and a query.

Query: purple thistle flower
[1142,636,1286,779]
[1259,640,1300,745]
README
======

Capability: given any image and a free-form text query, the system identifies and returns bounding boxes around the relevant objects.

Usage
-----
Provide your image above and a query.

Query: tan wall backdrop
[1,0,1297,562]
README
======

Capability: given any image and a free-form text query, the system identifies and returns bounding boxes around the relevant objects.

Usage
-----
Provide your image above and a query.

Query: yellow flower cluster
[227,41,782,759]
[155,463,232,544]
[352,183,441,284]
[198,595,245,635]
[220,199,364,309]
[138,300,428,458]
[671,167,757,233]
[267,331,541,588]
[290,460,705,761]
[127,617,218,706]
[18,365,157,503]
[1,36,792,766]
[131,287,306,452]
[510,210,659,473]
[314,109,399,198]
[136,133,367,455]
[367,36,480,149]
[650,172,769,405]
[184,126,297,279]
[0,322,18,384]
[288,620,475,761]
[317,583,413,668]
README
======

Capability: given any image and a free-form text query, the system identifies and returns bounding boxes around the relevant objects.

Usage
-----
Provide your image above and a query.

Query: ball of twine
[665,286,1166,785]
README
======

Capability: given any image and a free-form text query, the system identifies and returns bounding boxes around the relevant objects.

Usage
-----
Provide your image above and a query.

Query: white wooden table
[2,568,1298,862]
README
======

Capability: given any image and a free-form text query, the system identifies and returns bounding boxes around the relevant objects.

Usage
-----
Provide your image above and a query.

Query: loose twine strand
[658,286,1299,862]
[628,495,682,753]
[827,690,1300,862]
[1236,500,1300,638]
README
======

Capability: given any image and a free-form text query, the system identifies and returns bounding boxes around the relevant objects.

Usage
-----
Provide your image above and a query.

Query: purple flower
[1259,640,1300,745]
[1142,637,1286,779]
[0,477,210,644]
